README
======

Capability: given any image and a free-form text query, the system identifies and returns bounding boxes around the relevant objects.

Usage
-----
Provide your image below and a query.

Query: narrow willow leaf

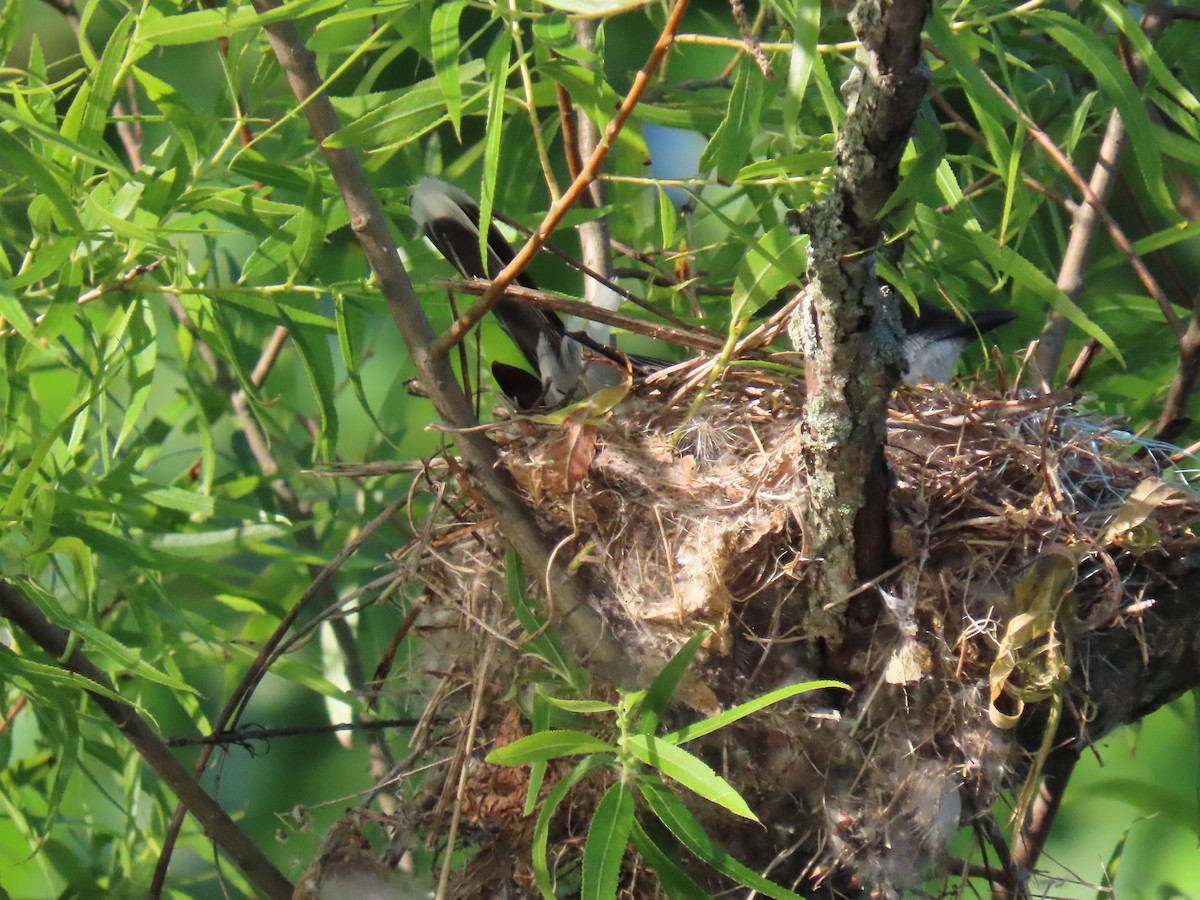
[21,584,197,694]
[581,781,635,900]
[503,545,582,686]
[487,730,613,765]
[629,820,709,899]
[324,61,486,149]
[1093,0,1198,116]
[879,111,946,218]
[277,309,338,462]
[1040,12,1174,218]
[0,129,87,236]
[623,735,757,821]
[0,281,39,346]
[0,0,22,61]
[963,225,1124,365]
[431,0,467,137]
[665,679,848,745]
[542,697,618,715]
[132,66,202,163]
[76,13,135,159]
[289,167,326,279]
[699,58,766,184]
[732,224,808,323]
[114,304,156,454]
[479,29,513,274]
[925,10,1016,176]
[334,295,385,437]
[138,0,346,46]
[639,628,708,735]
[533,756,608,898]
[41,689,81,845]
[783,0,820,143]
[524,692,553,816]
[637,776,804,900]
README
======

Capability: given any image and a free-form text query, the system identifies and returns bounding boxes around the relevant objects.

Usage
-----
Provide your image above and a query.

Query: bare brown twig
[1154,287,1200,441]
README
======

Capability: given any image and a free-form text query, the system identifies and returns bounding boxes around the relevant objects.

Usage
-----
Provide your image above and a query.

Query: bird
[411,177,615,407]
[893,287,1016,385]
[411,178,1015,398]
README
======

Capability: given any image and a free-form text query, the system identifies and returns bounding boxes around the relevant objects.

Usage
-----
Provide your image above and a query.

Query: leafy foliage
[0,0,1198,895]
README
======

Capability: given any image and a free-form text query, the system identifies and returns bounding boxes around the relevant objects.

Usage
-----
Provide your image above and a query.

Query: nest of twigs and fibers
[394,376,1200,898]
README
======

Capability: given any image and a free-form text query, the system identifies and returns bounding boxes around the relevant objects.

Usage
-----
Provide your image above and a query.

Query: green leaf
[324,62,487,150]
[581,781,635,900]
[333,295,386,438]
[879,110,946,217]
[782,0,820,144]
[637,776,805,900]
[537,60,649,158]
[277,308,338,461]
[1039,11,1175,219]
[732,224,808,323]
[542,696,618,715]
[0,280,40,347]
[925,10,1016,176]
[539,0,651,11]
[19,583,196,694]
[0,128,87,237]
[0,0,22,62]
[479,29,513,277]
[0,648,128,707]
[287,167,327,279]
[623,735,757,821]
[1094,0,1198,118]
[1099,821,1133,897]
[137,0,347,46]
[665,679,847,744]
[524,691,553,817]
[503,546,583,688]
[638,628,708,735]
[533,755,608,898]
[487,730,614,765]
[431,0,467,138]
[700,57,767,184]
[628,819,709,899]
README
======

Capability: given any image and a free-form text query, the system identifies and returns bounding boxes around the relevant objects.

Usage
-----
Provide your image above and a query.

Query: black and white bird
[411,178,1015,398]
[411,177,623,407]
[894,288,1016,385]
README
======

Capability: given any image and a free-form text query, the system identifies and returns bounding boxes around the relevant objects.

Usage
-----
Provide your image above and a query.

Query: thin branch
[1154,287,1200,441]
[166,718,422,747]
[439,278,728,356]
[0,580,293,900]
[490,210,697,328]
[730,0,775,78]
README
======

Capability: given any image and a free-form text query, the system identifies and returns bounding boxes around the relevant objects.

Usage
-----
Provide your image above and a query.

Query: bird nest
[392,377,1200,897]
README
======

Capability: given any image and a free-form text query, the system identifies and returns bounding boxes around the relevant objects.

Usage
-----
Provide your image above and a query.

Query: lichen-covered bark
[789,0,932,638]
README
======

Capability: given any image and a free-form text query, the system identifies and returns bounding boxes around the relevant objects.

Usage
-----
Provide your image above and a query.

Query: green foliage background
[0,0,1197,896]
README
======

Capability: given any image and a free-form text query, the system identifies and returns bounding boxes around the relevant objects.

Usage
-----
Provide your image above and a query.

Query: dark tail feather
[410,178,568,379]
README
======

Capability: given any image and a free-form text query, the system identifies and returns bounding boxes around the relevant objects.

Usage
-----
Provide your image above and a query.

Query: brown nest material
[395,378,1200,898]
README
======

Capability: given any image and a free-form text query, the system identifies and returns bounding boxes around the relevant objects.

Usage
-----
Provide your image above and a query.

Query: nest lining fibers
[397,377,1200,897]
